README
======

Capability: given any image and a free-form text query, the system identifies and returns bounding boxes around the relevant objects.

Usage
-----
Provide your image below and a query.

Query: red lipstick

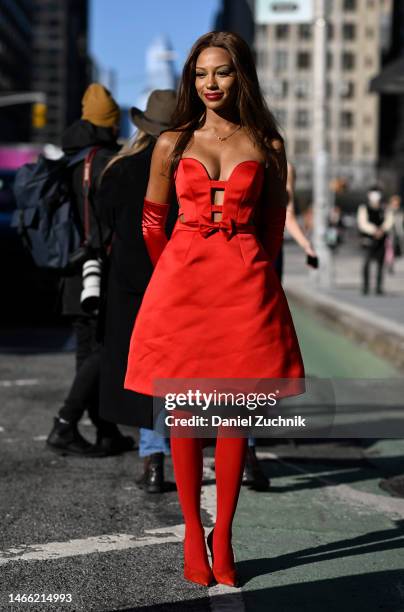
[204,92,223,100]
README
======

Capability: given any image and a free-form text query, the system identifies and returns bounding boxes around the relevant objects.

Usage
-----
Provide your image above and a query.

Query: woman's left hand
[305,243,317,258]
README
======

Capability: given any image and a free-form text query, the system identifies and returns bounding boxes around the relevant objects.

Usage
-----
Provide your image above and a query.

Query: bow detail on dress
[198,218,237,241]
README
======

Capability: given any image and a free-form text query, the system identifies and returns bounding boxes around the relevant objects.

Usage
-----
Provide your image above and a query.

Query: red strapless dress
[124,157,305,396]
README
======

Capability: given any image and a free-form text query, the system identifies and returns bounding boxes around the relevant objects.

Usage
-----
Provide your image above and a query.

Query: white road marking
[201,461,246,612]
[0,532,179,566]
[33,435,47,441]
[0,379,39,387]
[326,483,404,518]
[0,426,4,432]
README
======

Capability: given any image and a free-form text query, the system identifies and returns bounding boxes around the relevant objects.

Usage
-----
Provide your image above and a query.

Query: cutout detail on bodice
[177,157,265,224]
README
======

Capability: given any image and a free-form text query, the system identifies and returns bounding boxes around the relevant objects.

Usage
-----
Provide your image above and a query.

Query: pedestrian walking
[357,185,394,295]
[326,204,345,251]
[385,194,403,274]
[46,83,134,457]
[96,90,179,491]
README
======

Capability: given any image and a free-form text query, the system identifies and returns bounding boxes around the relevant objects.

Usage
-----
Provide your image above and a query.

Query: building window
[267,79,288,99]
[295,139,310,155]
[326,81,333,97]
[339,140,353,157]
[342,52,355,70]
[365,56,373,68]
[275,24,289,39]
[343,23,356,40]
[297,52,311,70]
[274,50,288,72]
[296,109,310,128]
[366,26,375,38]
[256,47,267,68]
[298,24,312,39]
[327,23,334,40]
[274,108,287,127]
[340,81,355,98]
[327,52,333,70]
[343,0,357,10]
[340,111,354,128]
[295,80,309,99]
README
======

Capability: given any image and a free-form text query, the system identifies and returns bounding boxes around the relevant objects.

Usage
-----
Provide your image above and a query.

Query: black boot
[97,433,136,455]
[242,447,270,491]
[136,452,166,493]
[95,429,136,456]
[46,417,107,457]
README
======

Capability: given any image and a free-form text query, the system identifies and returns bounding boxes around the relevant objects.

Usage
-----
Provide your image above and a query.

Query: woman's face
[194,47,238,111]
[390,195,401,210]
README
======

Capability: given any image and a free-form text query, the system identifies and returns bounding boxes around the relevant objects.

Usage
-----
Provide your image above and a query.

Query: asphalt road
[1,304,404,612]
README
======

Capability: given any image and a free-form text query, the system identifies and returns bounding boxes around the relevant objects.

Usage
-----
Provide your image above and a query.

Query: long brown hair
[100,129,155,182]
[165,31,283,175]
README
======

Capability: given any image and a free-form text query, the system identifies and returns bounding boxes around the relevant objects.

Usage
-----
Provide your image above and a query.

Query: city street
[1,243,404,612]
[2,0,404,610]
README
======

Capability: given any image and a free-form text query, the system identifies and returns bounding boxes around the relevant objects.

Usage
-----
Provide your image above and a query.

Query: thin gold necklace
[215,125,242,142]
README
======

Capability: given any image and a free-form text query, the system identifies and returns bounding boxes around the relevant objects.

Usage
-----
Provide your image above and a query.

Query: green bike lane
[233,301,404,612]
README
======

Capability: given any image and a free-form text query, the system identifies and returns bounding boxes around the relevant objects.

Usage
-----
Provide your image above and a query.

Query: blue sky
[89,0,220,108]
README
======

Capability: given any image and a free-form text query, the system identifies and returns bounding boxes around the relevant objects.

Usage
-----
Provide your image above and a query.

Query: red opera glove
[142,198,169,267]
[257,144,288,263]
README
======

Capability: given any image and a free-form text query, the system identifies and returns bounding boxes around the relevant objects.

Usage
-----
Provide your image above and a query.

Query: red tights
[170,434,247,581]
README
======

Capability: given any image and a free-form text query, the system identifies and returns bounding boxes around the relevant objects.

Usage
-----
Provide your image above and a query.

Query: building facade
[255,0,393,191]
[371,0,404,195]
[0,0,33,143]
[214,0,255,46]
[31,0,91,145]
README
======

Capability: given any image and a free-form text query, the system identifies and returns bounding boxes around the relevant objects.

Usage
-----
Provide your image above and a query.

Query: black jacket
[60,119,120,316]
[96,141,179,427]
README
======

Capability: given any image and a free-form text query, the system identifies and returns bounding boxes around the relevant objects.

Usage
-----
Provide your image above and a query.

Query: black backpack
[11,146,100,271]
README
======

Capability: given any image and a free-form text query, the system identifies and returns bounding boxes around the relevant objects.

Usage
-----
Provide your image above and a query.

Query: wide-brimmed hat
[130,89,177,136]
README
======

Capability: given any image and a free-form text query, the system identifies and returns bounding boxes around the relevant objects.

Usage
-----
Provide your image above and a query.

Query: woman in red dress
[125,31,305,587]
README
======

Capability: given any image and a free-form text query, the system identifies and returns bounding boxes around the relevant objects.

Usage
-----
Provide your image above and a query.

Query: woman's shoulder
[154,130,183,157]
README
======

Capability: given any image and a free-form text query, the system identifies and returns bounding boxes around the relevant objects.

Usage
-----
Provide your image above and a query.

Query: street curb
[284,281,404,372]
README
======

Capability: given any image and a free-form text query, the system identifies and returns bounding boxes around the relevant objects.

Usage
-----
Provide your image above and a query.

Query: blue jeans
[139,427,170,457]
[140,430,255,455]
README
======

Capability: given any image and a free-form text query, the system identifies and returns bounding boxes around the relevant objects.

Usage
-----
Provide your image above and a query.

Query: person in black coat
[96,90,178,491]
[47,84,134,457]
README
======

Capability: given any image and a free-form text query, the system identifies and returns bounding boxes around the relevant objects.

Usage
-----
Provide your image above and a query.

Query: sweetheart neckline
[179,157,266,183]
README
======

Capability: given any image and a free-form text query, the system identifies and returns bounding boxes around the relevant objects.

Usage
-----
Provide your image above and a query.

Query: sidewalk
[283,241,404,371]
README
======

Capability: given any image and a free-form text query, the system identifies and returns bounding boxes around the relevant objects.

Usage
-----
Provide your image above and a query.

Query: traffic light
[32,102,47,128]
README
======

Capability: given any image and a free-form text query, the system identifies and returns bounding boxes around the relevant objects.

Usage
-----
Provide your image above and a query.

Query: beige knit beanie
[81,83,120,128]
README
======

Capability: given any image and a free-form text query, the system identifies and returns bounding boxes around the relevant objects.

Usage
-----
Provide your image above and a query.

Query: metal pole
[0,92,47,108]
[312,0,333,287]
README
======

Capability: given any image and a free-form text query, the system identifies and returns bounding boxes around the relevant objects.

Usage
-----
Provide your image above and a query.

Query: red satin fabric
[142,198,169,267]
[124,157,305,394]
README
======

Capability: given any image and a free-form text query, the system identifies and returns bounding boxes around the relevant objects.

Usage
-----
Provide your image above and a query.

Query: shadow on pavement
[115,568,403,611]
[239,519,404,583]
[257,454,404,494]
